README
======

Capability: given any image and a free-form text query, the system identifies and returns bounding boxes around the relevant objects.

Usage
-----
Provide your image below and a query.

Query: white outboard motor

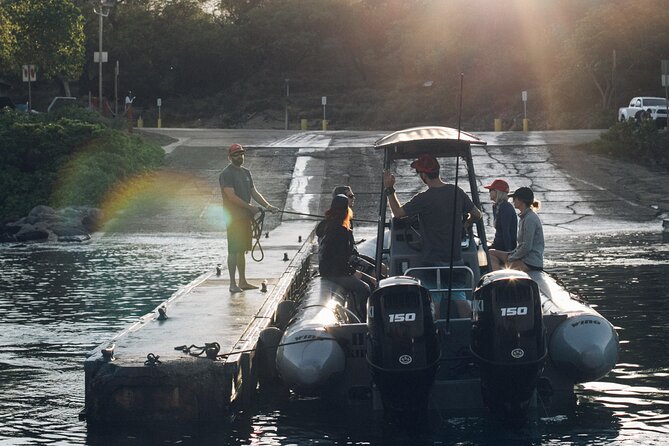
[471,270,547,421]
[366,276,439,424]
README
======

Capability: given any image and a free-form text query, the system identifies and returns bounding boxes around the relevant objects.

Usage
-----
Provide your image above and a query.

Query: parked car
[47,96,79,113]
[0,96,15,111]
[618,96,668,127]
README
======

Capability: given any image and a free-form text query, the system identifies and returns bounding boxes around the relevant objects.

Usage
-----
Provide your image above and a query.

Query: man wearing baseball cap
[219,143,278,293]
[382,153,482,266]
[483,178,517,252]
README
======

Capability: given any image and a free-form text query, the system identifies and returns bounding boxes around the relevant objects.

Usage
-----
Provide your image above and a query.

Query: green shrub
[0,108,164,220]
[594,121,669,168]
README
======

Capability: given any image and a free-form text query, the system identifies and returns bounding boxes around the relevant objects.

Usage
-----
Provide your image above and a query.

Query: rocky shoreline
[0,205,103,243]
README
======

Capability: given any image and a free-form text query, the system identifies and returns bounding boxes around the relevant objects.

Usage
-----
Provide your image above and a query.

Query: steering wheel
[394,216,423,252]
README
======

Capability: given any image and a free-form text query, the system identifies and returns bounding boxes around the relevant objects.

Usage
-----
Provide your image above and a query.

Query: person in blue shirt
[484,178,517,252]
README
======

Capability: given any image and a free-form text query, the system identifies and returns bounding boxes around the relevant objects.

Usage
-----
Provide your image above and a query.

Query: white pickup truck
[619,96,668,127]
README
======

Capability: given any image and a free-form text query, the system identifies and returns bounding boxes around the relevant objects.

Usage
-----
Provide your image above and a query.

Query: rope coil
[174,337,335,361]
[251,208,265,262]
[144,353,162,366]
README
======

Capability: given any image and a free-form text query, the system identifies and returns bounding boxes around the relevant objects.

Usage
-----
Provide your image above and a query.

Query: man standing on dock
[220,143,278,293]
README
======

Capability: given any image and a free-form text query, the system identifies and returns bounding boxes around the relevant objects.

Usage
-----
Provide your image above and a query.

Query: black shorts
[227,218,252,253]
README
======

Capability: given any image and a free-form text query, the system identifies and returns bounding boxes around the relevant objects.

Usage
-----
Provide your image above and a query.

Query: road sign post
[321,96,328,130]
[114,60,119,116]
[22,64,37,111]
[662,60,669,134]
[157,98,162,128]
[284,79,290,130]
[521,90,529,132]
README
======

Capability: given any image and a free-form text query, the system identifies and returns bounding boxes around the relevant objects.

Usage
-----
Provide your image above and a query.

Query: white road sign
[94,52,108,63]
[22,65,37,82]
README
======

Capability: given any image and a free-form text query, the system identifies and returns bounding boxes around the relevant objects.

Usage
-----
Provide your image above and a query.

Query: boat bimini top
[372,126,489,281]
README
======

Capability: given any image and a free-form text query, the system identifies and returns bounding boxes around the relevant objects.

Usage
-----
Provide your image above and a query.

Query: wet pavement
[140,127,664,237]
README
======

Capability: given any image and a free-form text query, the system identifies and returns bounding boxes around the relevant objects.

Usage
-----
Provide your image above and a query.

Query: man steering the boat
[383,153,482,267]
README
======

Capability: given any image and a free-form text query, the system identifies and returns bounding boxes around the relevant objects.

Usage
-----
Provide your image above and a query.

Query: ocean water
[0,231,667,445]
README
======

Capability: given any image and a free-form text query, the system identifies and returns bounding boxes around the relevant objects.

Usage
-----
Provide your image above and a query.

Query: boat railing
[404,266,475,319]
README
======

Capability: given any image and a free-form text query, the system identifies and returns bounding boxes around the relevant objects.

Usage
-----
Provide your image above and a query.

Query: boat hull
[270,270,619,413]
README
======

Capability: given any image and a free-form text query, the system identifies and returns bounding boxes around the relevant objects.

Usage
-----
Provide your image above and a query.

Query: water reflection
[0,231,667,444]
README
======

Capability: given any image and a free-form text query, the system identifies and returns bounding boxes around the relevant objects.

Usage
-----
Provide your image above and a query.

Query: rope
[279,209,377,224]
[174,336,336,361]
[251,208,265,262]
[175,342,221,359]
[245,207,374,264]
[144,353,162,366]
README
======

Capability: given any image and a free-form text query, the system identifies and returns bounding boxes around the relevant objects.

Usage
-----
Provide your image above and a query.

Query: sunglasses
[347,194,355,199]
[231,152,244,158]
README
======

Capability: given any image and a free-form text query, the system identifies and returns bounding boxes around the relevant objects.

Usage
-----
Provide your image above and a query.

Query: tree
[0,6,16,67]
[560,0,669,111]
[2,0,85,95]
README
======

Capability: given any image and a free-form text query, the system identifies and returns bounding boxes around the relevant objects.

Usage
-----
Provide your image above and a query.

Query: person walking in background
[125,91,135,130]
[489,186,544,272]
[219,143,278,293]
[318,194,374,318]
[124,91,135,111]
[484,178,517,251]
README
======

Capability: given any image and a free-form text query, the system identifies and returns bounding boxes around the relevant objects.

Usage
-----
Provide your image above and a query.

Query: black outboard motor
[366,276,439,424]
[471,270,547,421]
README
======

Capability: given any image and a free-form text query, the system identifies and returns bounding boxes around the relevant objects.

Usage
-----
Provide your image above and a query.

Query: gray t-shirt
[219,164,254,220]
[402,185,475,264]
[508,208,544,268]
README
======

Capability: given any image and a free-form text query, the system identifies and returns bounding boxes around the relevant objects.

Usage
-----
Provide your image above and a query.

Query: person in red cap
[382,153,481,267]
[483,178,517,252]
[219,143,278,293]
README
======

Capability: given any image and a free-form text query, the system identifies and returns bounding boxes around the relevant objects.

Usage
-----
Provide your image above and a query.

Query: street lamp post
[284,78,290,130]
[94,1,116,113]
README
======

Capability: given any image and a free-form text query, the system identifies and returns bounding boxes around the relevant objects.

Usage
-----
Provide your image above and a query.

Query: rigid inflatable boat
[266,127,618,421]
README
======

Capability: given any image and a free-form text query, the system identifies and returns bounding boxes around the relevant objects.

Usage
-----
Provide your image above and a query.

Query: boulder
[0,205,102,244]
[14,224,50,242]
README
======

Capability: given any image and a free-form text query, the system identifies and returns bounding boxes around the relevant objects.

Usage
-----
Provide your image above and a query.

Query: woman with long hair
[317,194,375,318]
[489,186,544,272]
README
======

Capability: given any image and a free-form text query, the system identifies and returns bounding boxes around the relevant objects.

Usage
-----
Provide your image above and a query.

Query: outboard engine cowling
[471,270,547,421]
[366,276,439,423]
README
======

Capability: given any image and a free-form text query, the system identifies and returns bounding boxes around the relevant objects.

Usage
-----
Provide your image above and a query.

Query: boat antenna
[457,73,463,140]
[445,73,464,328]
